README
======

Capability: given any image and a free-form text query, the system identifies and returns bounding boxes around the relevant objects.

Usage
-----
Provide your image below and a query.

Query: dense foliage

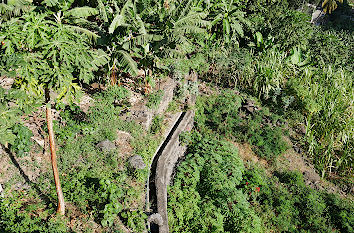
[168,131,262,232]
[0,0,353,231]
[168,93,353,232]
[1,86,157,232]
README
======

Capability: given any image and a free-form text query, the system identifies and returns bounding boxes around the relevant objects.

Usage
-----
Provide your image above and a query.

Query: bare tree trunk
[46,106,65,215]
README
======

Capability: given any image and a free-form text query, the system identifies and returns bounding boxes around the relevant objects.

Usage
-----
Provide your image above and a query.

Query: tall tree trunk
[46,106,65,215]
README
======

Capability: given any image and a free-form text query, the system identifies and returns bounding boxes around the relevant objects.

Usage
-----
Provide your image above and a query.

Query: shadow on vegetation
[5,147,53,207]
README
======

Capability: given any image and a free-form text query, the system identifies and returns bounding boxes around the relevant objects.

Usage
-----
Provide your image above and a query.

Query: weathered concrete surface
[145,112,182,214]
[154,110,194,233]
[123,104,154,130]
[155,78,177,115]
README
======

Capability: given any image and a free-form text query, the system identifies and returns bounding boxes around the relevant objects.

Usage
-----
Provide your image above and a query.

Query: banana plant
[138,0,209,71]
[209,0,250,45]
[322,0,343,14]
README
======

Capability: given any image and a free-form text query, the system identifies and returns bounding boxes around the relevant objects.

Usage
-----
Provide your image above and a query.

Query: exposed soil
[278,136,346,196]
[233,137,347,197]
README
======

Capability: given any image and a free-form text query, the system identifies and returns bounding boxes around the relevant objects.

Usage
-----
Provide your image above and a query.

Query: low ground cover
[168,92,353,233]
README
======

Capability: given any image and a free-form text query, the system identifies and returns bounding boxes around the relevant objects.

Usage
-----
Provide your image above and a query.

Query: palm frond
[97,0,108,22]
[65,7,99,18]
[64,25,98,41]
[116,50,138,76]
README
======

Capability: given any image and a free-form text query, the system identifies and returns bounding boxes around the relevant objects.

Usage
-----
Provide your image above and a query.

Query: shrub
[168,131,262,233]
[196,92,288,161]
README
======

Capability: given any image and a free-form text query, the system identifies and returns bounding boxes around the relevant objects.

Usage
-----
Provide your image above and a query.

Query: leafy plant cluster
[0,0,352,231]
[0,188,68,233]
[168,125,353,233]
[241,168,354,232]
[10,124,33,157]
[0,86,159,232]
[146,90,164,110]
[168,130,262,233]
[195,91,288,161]
[51,86,159,231]
[202,2,353,178]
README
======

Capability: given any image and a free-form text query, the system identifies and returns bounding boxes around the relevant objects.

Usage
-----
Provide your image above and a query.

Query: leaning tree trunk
[46,106,65,215]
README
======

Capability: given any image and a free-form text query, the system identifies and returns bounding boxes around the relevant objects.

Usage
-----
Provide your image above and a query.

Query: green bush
[168,131,262,233]
[146,90,163,110]
[196,92,288,161]
[150,115,164,134]
[0,189,68,233]
[11,124,33,157]
[241,169,354,232]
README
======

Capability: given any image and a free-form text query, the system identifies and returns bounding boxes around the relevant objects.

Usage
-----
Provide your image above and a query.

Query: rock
[116,130,133,142]
[128,155,146,170]
[124,106,154,130]
[148,213,163,226]
[78,94,94,113]
[97,140,116,152]
[0,184,3,196]
[311,9,326,25]
[0,77,14,89]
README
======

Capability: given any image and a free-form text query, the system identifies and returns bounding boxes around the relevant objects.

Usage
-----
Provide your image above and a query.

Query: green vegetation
[196,92,288,161]
[243,168,354,232]
[146,90,164,110]
[1,0,353,231]
[168,94,353,232]
[10,124,33,157]
[169,131,262,232]
[0,86,160,232]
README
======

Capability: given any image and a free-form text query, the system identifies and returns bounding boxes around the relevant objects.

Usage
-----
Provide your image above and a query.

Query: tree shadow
[4,146,54,207]
[323,0,354,32]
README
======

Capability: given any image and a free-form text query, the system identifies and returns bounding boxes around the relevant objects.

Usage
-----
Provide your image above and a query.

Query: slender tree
[0,6,108,214]
[46,102,65,214]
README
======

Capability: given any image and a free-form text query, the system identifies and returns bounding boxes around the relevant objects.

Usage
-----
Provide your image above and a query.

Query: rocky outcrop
[148,213,164,226]
[122,78,177,130]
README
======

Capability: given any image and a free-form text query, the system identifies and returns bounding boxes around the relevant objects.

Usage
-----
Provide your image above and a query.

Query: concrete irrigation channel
[146,110,195,233]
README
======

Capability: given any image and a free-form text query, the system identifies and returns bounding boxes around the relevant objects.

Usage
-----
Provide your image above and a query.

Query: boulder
[128,155,146,170]
[311,9,326,25]
[148,213,163,226]
[97,140,116,152]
